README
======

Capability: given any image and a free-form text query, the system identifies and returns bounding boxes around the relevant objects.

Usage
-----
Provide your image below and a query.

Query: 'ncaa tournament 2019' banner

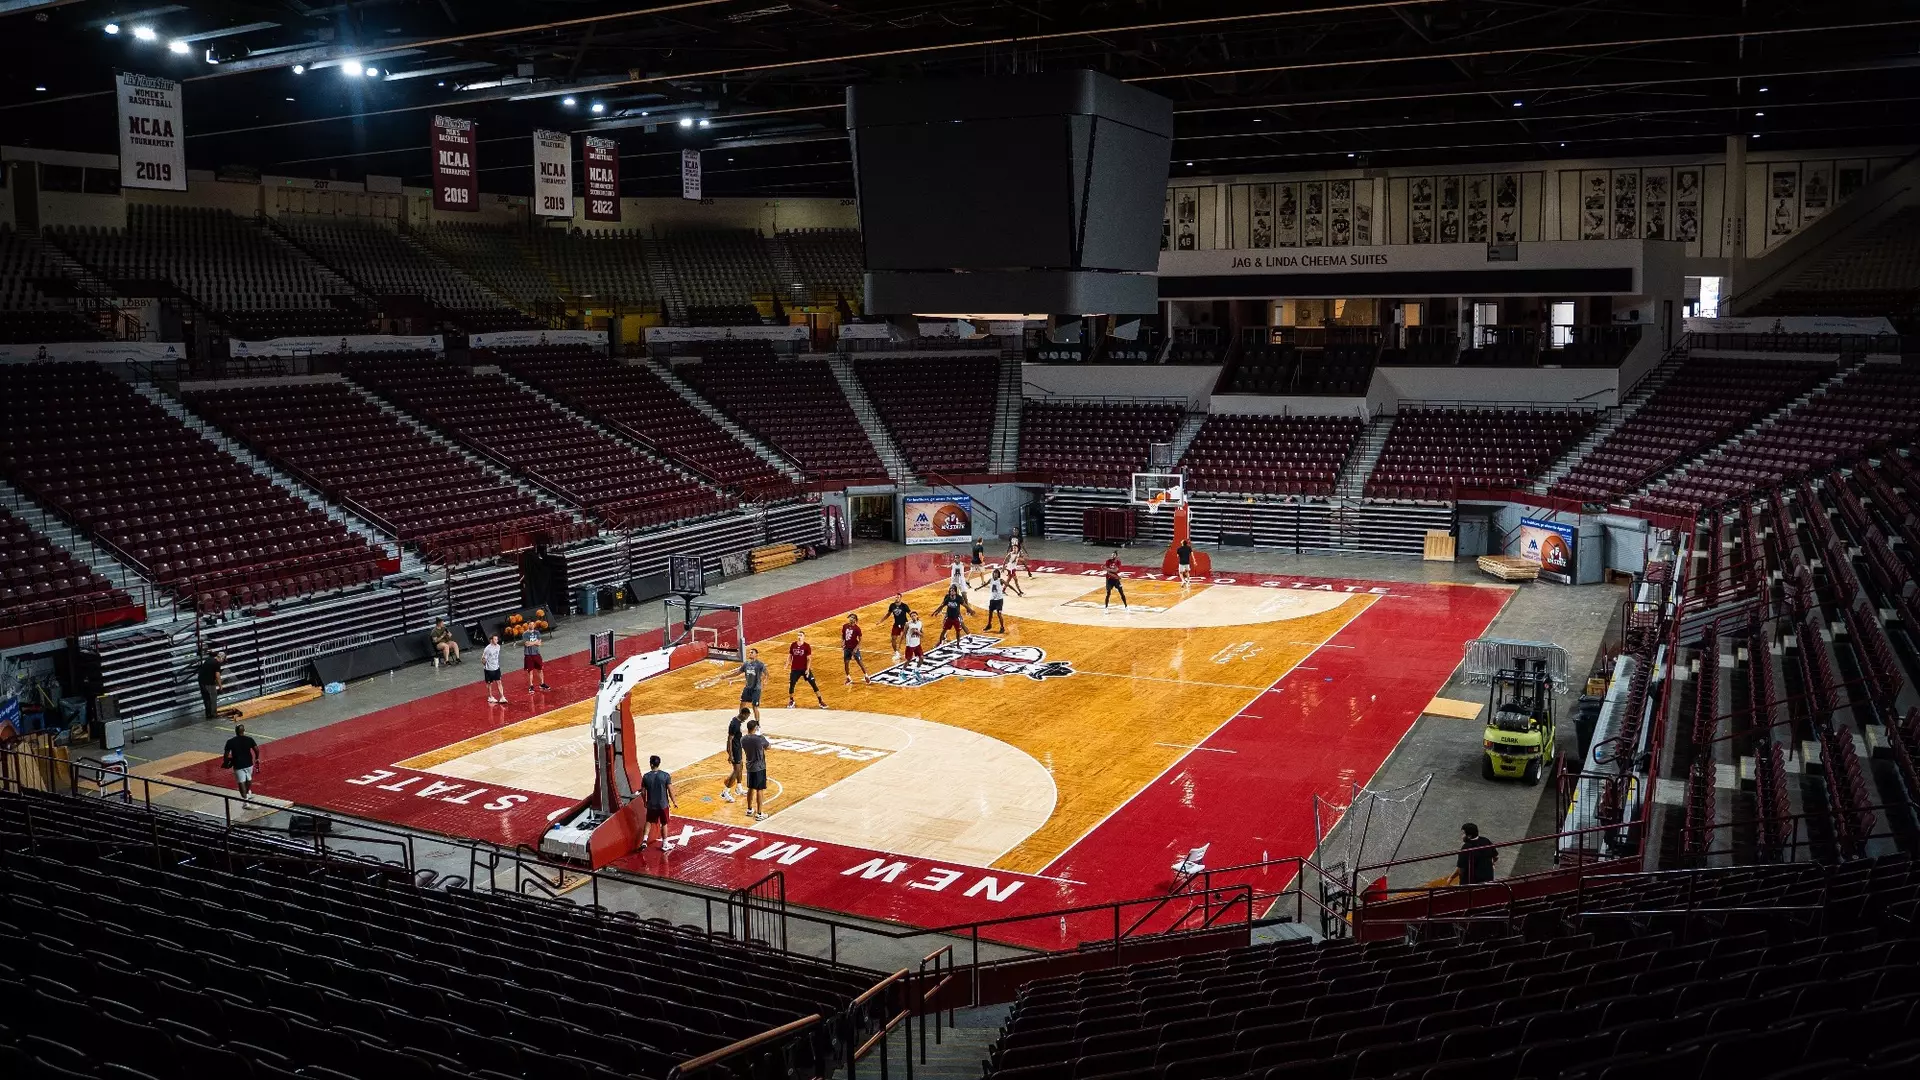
[903,495,973,545]
[116,72,186,191]
[584,136,620,222]
[431,115,478,211]
[1517,517,1576,585]
[531,130,572,218]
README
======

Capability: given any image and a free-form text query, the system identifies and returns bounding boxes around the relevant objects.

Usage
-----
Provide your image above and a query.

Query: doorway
[851,495,895,541]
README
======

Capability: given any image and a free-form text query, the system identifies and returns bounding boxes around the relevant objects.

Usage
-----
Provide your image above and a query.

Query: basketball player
[933,585,974,646]
[1103,550,1129,609]
[841,613,868,684]
[722,647,767,723]
[984,569,1010,633]
[1008,534,1034,579]
[741,719,771,820]
[638,755,677,851]
[787,631,827,709]
[967,535,988,589]
[947,556,968,594]
[886,593,912,661]
[902,612,927,674]
[1176,538,1194,585]
[522,628,550,693]
[720,706,748,803]
[1002,551,1027,596]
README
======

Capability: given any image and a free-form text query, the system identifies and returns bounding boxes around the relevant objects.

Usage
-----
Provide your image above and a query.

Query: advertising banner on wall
[469,330,607,349]
[531,130,573,219]
[0,341,184,364]
[229,334,443,358]
[1517,517,1577,585]
[431,115,478,211]
[116,72,187,191]
[583,136,621,222]
[903,495,973,545]
[643,325,807,344]
[681,149,702,201]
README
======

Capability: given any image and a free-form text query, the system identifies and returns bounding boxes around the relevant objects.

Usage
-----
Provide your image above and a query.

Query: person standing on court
[984,569,1010,633]
[1103,550,1129,609]
[886,593,913,661]
[639,755,677,851]
[903,612,927,674]
[221,723,260,801]
[933,585,973,646]
[1176,539,1194,586]
[968,535,988,589]
[1456,823,1498,884]
[741,719,771,820]
[841,613,868,685]
[522,628,550,693]
[482,634,505,704]
[197,650,226,721]
[725,647,767,723]
[787,631,826,709]
[721,707,748,803]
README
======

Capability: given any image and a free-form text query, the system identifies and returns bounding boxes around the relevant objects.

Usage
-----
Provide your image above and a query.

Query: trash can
[576,585,600,617]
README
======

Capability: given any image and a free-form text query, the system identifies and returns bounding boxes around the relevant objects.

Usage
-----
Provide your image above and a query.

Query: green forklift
[1482,656,1556,784]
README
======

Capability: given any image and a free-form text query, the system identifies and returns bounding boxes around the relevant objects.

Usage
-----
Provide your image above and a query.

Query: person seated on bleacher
[432,619,462,667]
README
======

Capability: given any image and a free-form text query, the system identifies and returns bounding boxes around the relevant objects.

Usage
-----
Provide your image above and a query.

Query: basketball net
[1312,773,1433,899]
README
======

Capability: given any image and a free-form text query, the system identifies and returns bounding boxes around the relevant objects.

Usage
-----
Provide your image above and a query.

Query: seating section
[490,347,793,497]
[1020,401,1184,488]
[185,381,595,565]
[46,206,370,339]
[682,344,885,480]
[349,358,731,529]
[527,230,656,309]
[1169,330,1230,366]
[781,229,863,303]
[855,356,999,474]
[1298,343,1379,395]
[0,506,135,639]
[1632,364,1920,517]
[988,858,1920,1080]
[0,225,103,343]
[1550,356,1831,504]
[422,223,564,310]
[275,217,526,328]
[1179,415,1363,496]
[0,787,874,1080]
[1223,345,1297,393]
[653,231,778,310]
[1367,409,1601,499]
[0,364,387,610]
[1754,207,1920,319]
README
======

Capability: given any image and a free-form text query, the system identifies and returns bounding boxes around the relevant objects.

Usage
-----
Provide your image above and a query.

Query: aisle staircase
[1532,344,1690,494]
[1629,361,1859,504]
[1336,415,1395,498]
[641,238,688,324]
[988,349,1024,472]
[826,353,917,484]
[637,358,807,482]
[765,235,808,306]
[0,478,161,615]
[492,368,723,494]
[1165,411,1211,469]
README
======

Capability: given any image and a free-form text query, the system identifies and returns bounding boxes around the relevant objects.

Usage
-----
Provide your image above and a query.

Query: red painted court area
[168,553,1509,949]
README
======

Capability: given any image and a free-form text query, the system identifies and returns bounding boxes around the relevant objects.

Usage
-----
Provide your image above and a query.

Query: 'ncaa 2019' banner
[116,72,186,191]
[584,136,620,222]
[681,149,702,201]
[431,115,478,211]
[903,495,973,545]
[532,130,572,219]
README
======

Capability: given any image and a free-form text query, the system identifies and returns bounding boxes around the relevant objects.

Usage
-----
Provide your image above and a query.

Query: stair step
[641,358,806,481]
[827,353,916,484]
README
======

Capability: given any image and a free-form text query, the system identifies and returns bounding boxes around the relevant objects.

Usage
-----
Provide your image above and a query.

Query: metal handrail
[669,1013,822,1079]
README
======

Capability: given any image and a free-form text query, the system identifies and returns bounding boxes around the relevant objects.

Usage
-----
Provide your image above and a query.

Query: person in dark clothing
[1103,552,1128,609]
[638,755,677,851]
[198,651,226,720]
[221,723,260,801]
[1457,822,1498,884]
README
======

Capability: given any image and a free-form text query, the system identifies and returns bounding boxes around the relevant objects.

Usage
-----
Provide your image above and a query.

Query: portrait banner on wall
[1302,181,1326,246]
[583,136,621,222]
[1175,188,1198,250]
[1409,176,1435,244]
[116,72,187,191]
[1769,168,1798,241]
[1801,163,1832,224]
[431,115,478,211]
[1837,167,1866,201]
[1162,191,1173,251]
[1674,168,1702,242]
[1355,200,1373,245]
[1464,175,1491,244]
[1250,184,1275,248]
[1438,175,1462,244]
[1493,172,1519,243]
[1328,179,1352,246]
[1276,183,1300,246]
[1641,168,1670,240]
[1611,170,1639,239]
[1580,170,1608,240]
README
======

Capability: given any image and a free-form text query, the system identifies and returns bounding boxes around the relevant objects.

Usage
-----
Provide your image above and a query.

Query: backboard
[1130,471,1187,511]
[668,554,706,596]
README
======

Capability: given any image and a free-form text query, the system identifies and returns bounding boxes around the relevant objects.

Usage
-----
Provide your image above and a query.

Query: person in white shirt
[903,614,926,673]
[481,635,505,704]
[985,569,1009,633]
[947,558,967,594]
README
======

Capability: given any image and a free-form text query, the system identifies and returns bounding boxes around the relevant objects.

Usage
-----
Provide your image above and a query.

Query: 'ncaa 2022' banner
[1517,517,1576,585]
[117,72,186,191]
[584,136,620,222]
[531,130,572,219]
[431,115,478,211]
[903,495,973,545]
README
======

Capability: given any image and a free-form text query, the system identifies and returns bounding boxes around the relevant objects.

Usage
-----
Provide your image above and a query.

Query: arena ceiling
[6,0,1920,198]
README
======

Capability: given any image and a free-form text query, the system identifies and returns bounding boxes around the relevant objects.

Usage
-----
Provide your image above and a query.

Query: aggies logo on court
[871,634,1075,687]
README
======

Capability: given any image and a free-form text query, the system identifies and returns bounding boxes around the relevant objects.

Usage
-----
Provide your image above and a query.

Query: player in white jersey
[947,557,968,593]
[1001,551,1026,596]
[984,568,1010,633]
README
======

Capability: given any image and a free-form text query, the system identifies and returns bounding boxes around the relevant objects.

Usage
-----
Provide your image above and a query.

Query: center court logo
[870,634,1075,687]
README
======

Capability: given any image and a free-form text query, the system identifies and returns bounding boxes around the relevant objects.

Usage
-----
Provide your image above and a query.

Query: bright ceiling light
[341,59,363,77]
[168,39,190,55]
[205,50,219,64]
[562,96,576,106]
[364,67,379,77]
[678,116,693,128]
[697,118,710,128]
[132,25,156,41]
[1754,111,1765,117]
[34,85,47,92]
[104,23,119,35]
[292,64,305,74]
[591,102,606,114]
[1758,86,1769,92]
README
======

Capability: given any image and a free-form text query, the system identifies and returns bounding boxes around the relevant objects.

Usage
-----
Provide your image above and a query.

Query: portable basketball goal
[1133,468,1214,576]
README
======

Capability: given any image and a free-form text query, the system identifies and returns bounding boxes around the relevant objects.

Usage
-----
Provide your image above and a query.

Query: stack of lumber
[749,543,800,573]
[1477,555,1541,581]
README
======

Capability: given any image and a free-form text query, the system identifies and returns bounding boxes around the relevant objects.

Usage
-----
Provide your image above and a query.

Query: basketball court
[165,545,1512,947]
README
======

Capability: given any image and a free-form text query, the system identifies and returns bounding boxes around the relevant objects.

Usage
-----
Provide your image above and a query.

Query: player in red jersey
[786,630,826,709]
[841,613,869,684]
[1103,550,1129,609]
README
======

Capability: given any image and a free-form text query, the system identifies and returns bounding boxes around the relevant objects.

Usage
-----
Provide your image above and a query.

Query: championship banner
[532,130,573,219]
[584,136,620,222]
[116,72,186,191]
[681,149,702,201]
[1517,517,1576,585]
[431,115,478,212]
[903,495,973,545]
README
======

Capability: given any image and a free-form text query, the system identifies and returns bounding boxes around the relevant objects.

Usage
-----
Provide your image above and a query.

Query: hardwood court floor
[166,553,1512,944]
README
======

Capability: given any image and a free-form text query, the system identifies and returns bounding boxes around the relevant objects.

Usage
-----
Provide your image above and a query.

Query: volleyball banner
[584,136,620,222]
[116,72,187,191]
[532,130,573,219]
[431,115,478,211]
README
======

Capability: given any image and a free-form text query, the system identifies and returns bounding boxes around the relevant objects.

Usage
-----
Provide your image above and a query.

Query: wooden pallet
[749,543,801,573]
[1422,530,1458,562]
[1477,555,1541,581]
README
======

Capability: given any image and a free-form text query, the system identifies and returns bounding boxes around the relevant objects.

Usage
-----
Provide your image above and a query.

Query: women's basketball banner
[116,72,187,191]
[583,136,620,222]
[903,495,973,545]
[1517,517,1576,585]
[531,130,573,218]
[431,115,478,211]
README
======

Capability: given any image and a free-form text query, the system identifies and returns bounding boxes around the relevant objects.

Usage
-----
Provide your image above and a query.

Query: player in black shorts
[885,593,912,660]
[967,536,988,589]
[933,586,973,646]
[1176,540,1194,585]
[985,568,1009,633]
